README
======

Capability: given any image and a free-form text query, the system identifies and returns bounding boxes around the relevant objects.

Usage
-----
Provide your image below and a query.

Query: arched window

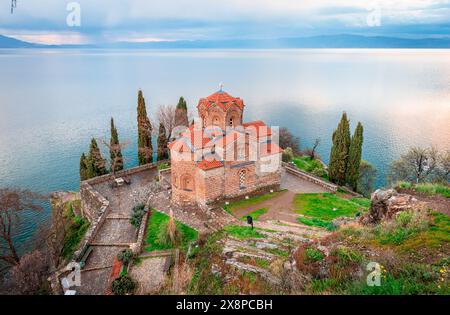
[239,169,246,189]
[229,117,234,127]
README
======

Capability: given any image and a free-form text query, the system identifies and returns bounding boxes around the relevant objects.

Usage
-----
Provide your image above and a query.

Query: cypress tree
[175,96,189,128]
[110,117,124,173]
[87,138,107,177]
[347,122,364,191]
[157,122,169,161]
[328,112,351,185]
[137,90,153,165]
[79,153,88,181]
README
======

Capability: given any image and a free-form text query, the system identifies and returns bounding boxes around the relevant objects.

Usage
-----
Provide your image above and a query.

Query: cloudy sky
[1,0,450,44]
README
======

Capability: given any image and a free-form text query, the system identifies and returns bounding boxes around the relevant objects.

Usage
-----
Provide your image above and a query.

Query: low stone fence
[338,185,364,198]
[282,162,338,193]
[81,161,164,187]
[132,207,150,254]
[75,185,110,261]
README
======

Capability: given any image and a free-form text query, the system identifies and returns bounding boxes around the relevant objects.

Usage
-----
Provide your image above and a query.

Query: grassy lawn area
[294,193,369,229]
[292,156,328,180]
[223,190,285,214]
[240,208,267,221]
[144,210,198,252]
[223,225,266,239]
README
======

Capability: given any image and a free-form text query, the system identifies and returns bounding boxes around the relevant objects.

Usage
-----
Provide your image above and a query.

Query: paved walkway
[280,168,329,194]
[77,168,157,295]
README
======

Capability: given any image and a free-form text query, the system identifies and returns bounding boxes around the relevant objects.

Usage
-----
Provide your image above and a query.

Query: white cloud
[1,0,449,44]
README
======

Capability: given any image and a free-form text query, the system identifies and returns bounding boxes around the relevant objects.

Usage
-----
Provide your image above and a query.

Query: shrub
[111,275,136,295]
[130,204,146,228]
[117,249,135,265]
[304,247,325,263]
[158,220,183,247]
[282,147,294,163]
[158,162,170,171]
[331,246,363,266]
[396,211,413,228]
[311,168,327,178]
[376,209,429,245]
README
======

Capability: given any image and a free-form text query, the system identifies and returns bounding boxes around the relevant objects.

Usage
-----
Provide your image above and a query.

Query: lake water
[0,49,449,252]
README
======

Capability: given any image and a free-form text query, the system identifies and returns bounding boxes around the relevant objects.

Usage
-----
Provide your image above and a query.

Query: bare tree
[389,146,439,184]
[41,195,71,269]
[438,150,450,182]
[278,127,301,155]
[304,138,321,160]
[9,250,49,295]
[0,188,44,266]
[157,104,176,139]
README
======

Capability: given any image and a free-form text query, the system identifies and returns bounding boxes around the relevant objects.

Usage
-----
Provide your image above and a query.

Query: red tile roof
[198,90,244,111]
[243,120,272,138]
[197,159,224,171]
[260,142,283,156]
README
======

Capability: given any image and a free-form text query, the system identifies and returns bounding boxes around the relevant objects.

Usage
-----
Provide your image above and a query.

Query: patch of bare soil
[396,188,450,215]
[232,191,300,223]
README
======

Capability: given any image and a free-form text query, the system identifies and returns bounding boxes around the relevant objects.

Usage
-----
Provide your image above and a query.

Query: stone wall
[132,207,150,254]
[75,183,110,261]
[81,162,161,187]
[282,162,338,192]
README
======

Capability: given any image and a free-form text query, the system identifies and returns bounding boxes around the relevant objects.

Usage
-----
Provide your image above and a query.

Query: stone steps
[224,259,280,285]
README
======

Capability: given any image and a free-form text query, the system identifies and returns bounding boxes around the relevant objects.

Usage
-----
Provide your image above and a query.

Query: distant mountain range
[2,34,450,49]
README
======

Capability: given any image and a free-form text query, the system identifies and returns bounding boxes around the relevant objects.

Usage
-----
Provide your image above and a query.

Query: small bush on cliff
[130,204,146,228]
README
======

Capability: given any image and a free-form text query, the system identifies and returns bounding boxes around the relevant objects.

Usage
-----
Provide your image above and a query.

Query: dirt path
[232,190,300,224]
[397,188,450,215]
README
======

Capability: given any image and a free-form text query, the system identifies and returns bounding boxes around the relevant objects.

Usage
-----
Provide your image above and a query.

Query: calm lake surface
[0,49,449,252]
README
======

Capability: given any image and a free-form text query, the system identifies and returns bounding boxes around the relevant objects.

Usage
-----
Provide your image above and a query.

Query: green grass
[304,247,325,263]
[397,181,450,198]
[61,201,90,259]
[294,193,368,228]
[223,191,285,214]
[265,248,290,258]
[223,225,266,239]
[188,232,225,295]
[346,265,449,295]
[395,211,450,252]
[297,216,336,231]
[240,208,268,221]
[157,162,170,171]
[292,156,328,179]
[144,210,198,252]
[350,197,371,208]
[415,183,450,198]
[254,258,270,268]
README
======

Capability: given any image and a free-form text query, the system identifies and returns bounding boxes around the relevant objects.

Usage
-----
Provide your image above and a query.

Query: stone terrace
[77,168,158,295]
